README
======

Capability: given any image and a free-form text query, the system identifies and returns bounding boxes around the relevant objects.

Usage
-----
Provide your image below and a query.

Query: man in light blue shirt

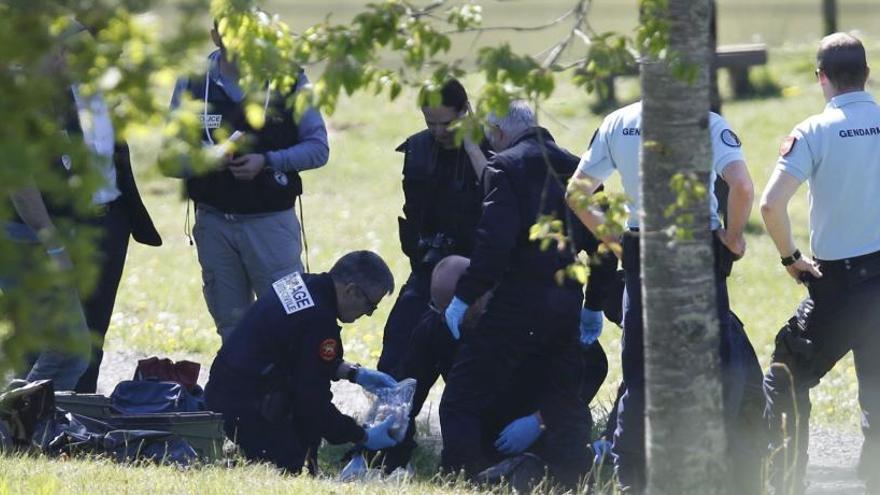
[761,32,880,494]
[568,102,757,493]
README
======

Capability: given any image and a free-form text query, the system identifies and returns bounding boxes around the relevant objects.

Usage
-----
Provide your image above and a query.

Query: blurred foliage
[0,0,207,373]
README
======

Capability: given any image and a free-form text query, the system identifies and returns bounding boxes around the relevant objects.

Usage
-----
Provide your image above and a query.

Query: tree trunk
[639,1,727,494]
[822,0,838,35]
[709,0,721,115]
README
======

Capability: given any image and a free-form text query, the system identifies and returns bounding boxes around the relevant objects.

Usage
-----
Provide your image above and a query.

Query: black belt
[815,249,880,269]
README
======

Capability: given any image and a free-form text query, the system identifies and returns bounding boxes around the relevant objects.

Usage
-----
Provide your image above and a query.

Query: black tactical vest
[184,73,303,214]
[397,130,484,260]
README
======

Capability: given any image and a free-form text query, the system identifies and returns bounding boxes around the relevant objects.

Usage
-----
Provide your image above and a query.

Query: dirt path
[97,349,865,493]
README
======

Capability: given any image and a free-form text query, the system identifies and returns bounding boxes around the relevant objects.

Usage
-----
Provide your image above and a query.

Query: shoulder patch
[319,338,338,362]
[720,129,742,148]
[272,272,315,315]
[779,136,797,157]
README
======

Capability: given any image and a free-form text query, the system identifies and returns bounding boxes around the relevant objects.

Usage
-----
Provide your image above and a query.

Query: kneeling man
[206,251,401,472]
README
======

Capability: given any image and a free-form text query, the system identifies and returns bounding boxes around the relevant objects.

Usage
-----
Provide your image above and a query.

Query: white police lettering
[273,272,315,315]
[198,114,222,129]
[838,126,880,138]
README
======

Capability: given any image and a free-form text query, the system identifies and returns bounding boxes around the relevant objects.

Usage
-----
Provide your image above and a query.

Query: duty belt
[815,249,880,286]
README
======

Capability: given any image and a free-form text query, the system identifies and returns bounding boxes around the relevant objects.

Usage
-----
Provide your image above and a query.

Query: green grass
[0,453,485,494]
[4,1,880,491]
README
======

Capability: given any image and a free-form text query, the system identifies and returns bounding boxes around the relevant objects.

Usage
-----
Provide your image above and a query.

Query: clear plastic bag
[363,378,416,442]
[339,452,368,482]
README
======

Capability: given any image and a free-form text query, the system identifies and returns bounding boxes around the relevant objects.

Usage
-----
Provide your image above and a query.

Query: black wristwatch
[346,363,362,384]
[781,249,801,267]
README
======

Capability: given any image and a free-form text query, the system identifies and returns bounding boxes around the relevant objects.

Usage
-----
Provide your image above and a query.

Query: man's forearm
[761,201,797,257]
[9,186,61,247]
[266,108,329,173]
[725,180,754,239]
[463,140,487,180]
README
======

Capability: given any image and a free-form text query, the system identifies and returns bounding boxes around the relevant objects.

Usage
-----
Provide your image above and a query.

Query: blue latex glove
[494,413,543,455]
[362,417,397,451]
[592,439,613,463]
[355,368,397,394]
[579,308,604,347]
[444,296,469,340]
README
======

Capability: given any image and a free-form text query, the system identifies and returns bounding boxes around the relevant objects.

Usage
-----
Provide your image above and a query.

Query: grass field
[2,1,879,493]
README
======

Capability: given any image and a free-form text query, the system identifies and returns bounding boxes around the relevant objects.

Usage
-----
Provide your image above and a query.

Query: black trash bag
[110,380,204,414]
[101,430,198,465]
[0,379,55,445]
[31,410,197,466]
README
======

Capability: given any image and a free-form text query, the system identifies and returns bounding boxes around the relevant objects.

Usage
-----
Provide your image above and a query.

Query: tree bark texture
[639,1,727,494]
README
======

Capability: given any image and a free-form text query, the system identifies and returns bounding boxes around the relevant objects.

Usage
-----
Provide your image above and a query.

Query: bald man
[374,256,591,489]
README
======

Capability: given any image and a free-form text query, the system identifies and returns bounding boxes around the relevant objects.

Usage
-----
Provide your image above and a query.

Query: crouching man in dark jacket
[379,255,591,489]
[205,251,401,473]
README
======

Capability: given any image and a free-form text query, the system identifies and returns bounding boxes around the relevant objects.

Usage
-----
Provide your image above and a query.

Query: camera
[418,233,456,267]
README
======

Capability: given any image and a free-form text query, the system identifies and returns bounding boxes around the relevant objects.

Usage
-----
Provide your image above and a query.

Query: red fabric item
[133,357,201,392]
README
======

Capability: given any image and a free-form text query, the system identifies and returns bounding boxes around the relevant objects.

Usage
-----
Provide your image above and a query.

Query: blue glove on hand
[362,417,398,451]
[494,413,543,455]
[592,438,613,463]
[355,368,397,394]
[579,308,604,347]
[444,296,469,340]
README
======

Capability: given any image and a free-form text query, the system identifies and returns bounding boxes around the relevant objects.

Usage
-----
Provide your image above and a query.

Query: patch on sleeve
[272,272,315,315]
[779,136,797,157]
[319,338,338,362]
[720,129,742,148]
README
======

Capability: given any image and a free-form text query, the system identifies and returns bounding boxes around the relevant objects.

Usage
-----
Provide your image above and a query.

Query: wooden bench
[599,43,768,107]
[716,43,768,97]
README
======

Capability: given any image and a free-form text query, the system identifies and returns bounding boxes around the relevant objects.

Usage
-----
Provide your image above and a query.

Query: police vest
[397,130,483,258]
[184,74,303,214]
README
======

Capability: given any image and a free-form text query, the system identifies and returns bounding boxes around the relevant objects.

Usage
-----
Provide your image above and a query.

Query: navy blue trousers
[75,200,132,393]
[205,364,317,473]
[764,254,880,493]
[613,233,764,494]
[438,286,591,487]
[377,270,431,374]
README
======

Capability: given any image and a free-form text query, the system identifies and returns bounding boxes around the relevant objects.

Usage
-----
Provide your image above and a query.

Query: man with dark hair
[377,78,488,374]
[205,251,400,473]
[761,32,879,494]
[168,21,329,341]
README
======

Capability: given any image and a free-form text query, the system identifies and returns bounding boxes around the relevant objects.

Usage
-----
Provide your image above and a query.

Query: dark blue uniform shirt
[210,272,364,445]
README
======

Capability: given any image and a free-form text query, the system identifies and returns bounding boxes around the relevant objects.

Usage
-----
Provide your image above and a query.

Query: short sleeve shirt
[577,101,745,229]
[775,91,880,260]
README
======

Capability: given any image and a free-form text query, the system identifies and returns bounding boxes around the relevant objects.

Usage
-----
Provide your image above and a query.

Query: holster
[713,232,736,278]
[771,298,822,389]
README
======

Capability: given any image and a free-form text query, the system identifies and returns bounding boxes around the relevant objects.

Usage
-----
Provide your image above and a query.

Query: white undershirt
[71,85,121,205]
